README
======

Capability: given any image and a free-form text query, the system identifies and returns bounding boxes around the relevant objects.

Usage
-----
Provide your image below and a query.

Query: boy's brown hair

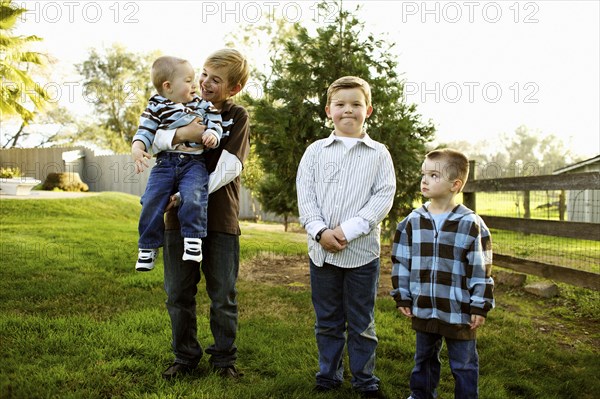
[204,48,249,90]
[426,148,470,191]
[326,76,372,107]
[151,56,189,95]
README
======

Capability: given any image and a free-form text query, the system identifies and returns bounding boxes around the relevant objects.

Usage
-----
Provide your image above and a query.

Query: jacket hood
[415,202,475,220]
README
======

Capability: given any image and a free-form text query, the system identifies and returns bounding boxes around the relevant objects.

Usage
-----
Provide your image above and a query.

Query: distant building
[553,155,600,223]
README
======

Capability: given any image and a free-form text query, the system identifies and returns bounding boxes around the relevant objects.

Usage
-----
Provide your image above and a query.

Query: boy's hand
[319,229,347,253]
[202,132,218,148]
[332,226,348,246]
[132,141,151,174]
[174,118,206,144]
[398,307,413,318]
[164,192,181,212]
[470,314,486,330]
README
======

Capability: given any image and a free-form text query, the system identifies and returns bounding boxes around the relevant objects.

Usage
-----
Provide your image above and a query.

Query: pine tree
[244,1,435,232]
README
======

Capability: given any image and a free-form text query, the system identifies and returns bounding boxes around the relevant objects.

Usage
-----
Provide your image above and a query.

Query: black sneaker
[360,389,387,399]
[162,362,195,380]
[214,365,243,379]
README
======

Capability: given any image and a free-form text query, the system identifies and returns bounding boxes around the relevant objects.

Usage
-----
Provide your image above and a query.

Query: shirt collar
[323,131,377,149]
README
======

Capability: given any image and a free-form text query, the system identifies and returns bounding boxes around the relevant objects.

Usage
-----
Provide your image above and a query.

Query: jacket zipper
[426,208,444,319]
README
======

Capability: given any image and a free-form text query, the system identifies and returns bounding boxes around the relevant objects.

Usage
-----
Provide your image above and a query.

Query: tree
[243,1,434,231]
[0,0,50,146]
[75,44,155,153]
[1,105,77,148]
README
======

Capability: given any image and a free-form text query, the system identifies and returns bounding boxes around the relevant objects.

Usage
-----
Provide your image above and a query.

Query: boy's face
[166,62,197,103]
[325,88,373,138]
[421,158,461,200]
[199,65,239,109]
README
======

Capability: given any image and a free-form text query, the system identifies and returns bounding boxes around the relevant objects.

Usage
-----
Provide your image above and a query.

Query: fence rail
[463,171,600,192]
[493,254,599,290]
[480,215,599,240]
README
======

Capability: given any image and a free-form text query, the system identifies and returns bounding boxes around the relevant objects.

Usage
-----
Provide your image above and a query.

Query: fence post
[523,190,531,219]
[559,190,566,221]
[463,160,476,212]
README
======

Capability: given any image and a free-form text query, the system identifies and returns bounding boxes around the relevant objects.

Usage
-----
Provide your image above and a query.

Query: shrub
[0,167,22,178]
[42,172,89,192]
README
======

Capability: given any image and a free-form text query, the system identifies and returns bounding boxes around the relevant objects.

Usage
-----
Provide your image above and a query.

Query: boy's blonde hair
[426,148,470,189]
[326,76,372,107]
[204,48,249,90]
[151,56,189,95]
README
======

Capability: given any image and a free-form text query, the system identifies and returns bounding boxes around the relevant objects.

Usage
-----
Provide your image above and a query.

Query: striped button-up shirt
[296,132,396,268]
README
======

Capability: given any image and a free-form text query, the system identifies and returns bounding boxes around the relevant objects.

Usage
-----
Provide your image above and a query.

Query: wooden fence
[0,146,279,221]
[463,162,600,290]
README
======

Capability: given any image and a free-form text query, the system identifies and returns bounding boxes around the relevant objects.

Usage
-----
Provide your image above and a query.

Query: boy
[390,148,494,399]
[150,49,250,379]
[296,76,396,398]
[131,56,223,271]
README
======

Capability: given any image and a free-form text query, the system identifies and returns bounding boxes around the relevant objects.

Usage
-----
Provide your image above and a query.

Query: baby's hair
[151,56,189,95]
[327,76,372,107]
[426,148,470,186]
[204,48,249,89]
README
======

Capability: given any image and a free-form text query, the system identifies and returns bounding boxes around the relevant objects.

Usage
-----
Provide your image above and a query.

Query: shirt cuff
[152,128,177,153]
[340,217,370,242]
[305,220,327,239]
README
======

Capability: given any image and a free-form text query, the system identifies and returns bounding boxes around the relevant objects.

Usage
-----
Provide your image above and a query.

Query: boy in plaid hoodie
[390,148,494,399]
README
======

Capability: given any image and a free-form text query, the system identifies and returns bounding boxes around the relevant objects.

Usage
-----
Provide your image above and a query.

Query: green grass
[1,192,599,399]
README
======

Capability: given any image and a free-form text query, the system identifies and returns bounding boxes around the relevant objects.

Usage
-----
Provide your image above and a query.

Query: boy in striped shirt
[391,148,494,399]
[131,56,223,271]
[297,76,396,398]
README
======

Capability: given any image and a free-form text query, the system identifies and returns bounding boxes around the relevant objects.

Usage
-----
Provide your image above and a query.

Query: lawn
[0,192,598,399]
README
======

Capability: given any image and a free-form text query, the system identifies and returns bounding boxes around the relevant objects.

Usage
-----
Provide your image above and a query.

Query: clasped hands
[319,226,348,253]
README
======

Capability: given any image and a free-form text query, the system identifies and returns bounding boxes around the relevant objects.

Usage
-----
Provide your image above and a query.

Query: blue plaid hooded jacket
[391,203,494,338]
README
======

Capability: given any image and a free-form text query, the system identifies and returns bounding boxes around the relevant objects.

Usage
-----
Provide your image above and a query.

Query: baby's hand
[470,314,486,330]
[202,132,218,149]
[131,142,151,174]
[398,307,413,318]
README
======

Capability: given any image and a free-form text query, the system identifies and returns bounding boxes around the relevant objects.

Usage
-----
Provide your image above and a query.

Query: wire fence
[459,168,600,279]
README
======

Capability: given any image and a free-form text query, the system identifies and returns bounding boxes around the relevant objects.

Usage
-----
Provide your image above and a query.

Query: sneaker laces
[184,239,202,253]
[138,249,156,260]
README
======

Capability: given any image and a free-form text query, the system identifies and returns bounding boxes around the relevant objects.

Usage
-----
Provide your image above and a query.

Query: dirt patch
[240,254,311,291]
[239,246,394,297]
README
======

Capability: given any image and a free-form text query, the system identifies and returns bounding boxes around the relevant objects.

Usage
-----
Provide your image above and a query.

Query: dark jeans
[138,153,208,249]
[163,229,239,368]
[310,259,380,392]
[410,331,479,399]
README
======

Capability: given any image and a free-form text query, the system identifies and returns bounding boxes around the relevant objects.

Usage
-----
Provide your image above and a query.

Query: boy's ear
[228,83,243,97]
[325,105,331,118]
[452,179,464,193]
[162,81,172,93]
[366,105,373,118]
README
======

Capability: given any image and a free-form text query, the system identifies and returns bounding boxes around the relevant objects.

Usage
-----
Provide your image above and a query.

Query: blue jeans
[163,230,239,367]
[138,152,208,249]
[310,259,380,392]
[410,331,479,399]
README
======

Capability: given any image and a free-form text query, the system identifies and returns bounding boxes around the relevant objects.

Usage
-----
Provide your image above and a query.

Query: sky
[6,0,600,159]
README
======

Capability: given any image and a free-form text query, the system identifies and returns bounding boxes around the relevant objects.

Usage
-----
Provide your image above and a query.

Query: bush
[0,167,21,178]
[42,172,89,192]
